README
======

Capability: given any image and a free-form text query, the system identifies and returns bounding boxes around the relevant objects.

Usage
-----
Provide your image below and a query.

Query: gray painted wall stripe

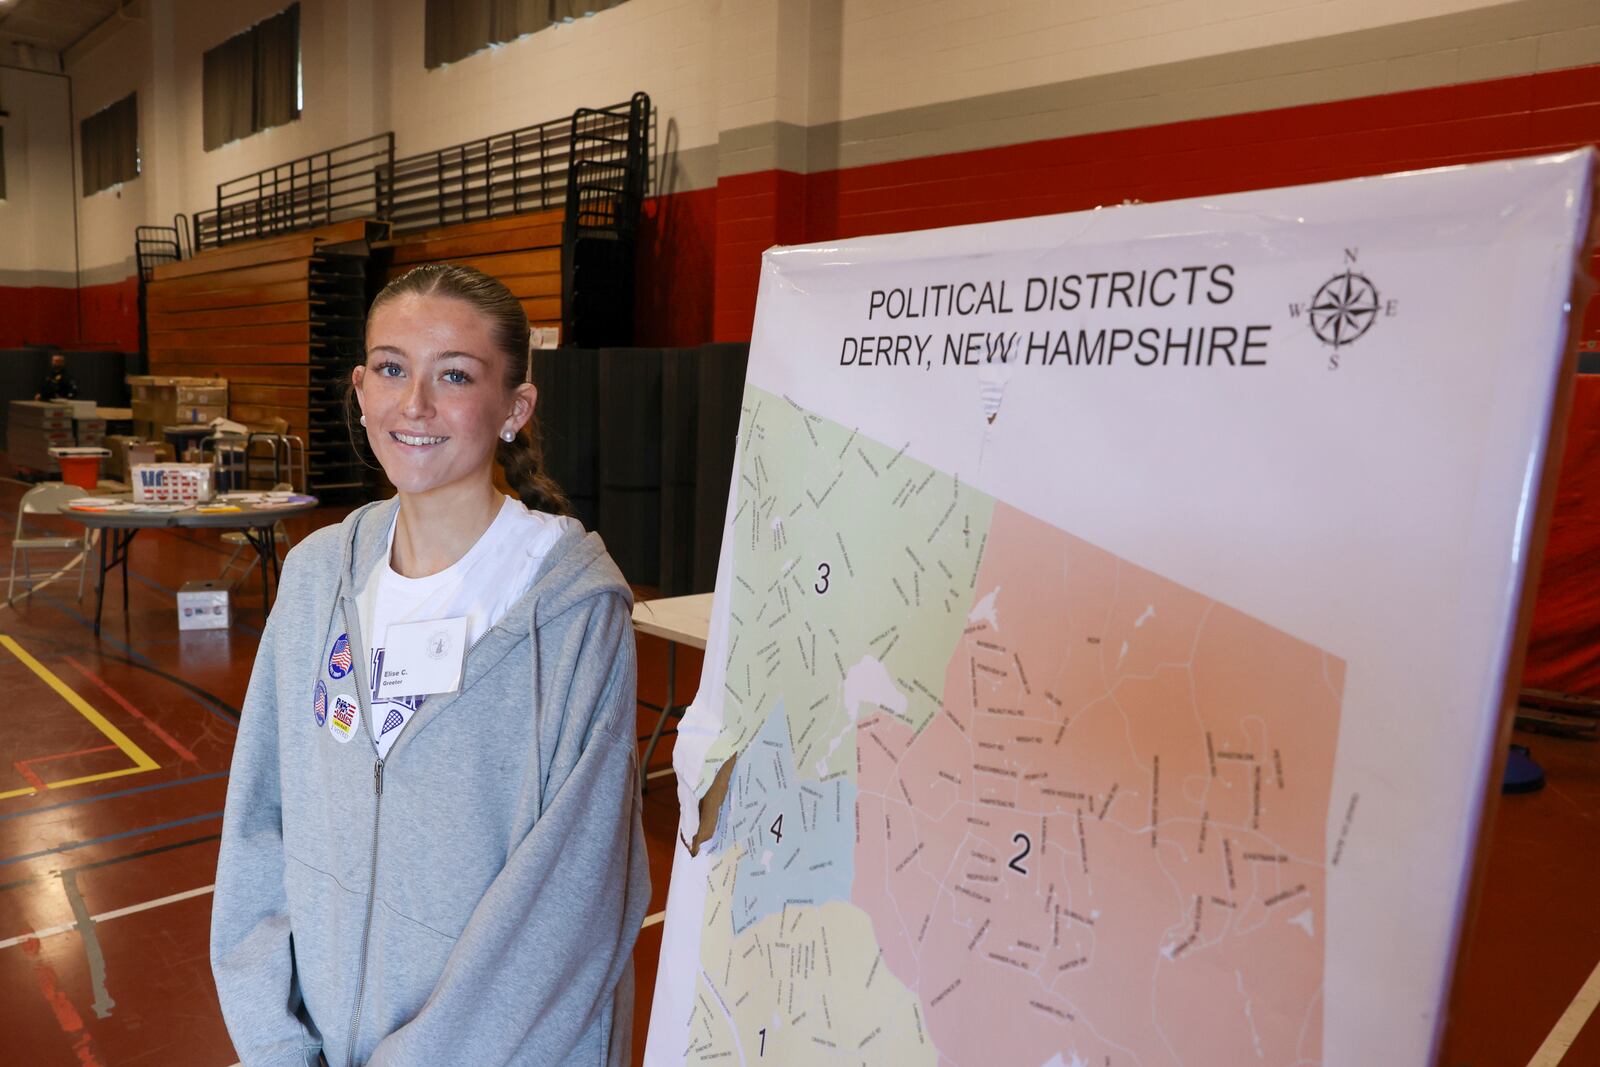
[656,0,1598,191]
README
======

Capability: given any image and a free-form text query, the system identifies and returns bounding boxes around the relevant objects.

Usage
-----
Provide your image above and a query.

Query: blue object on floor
[1503,744,1545,794]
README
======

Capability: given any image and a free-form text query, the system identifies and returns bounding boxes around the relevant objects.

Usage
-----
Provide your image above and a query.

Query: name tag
[377,617,468,698]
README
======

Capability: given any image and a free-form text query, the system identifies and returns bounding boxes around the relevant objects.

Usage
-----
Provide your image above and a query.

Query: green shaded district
[699,386,995,791]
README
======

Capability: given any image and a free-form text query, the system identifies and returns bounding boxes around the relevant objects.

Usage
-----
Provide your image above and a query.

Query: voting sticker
[329,695,359,743]
[328,633,353,678]
[376,617,468,699]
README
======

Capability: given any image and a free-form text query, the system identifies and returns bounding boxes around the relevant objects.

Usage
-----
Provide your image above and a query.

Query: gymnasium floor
[0,472,1593,1066]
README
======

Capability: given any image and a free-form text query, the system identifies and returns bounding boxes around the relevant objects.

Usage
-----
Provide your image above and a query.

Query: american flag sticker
[328,633,353,679]
[313,680,328,727]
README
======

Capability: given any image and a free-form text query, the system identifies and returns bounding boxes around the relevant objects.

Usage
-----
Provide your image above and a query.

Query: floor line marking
[35,592,243,726]
[0,634,160,779]
[0,832,222,895]
[0,770,229,824]
[0,883,217,951]
[0,810,224,868]
[643,910,665,928]
[60,868,115,1019]
[1528,953,1600,1066]
[66,655,200,763]
[646,766,677,780]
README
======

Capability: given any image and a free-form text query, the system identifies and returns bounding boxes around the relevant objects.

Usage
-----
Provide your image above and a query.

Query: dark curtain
[81,93,139,196]
[203,31,255,150]
[550,0,625,20]
[426,0,628,68]
[425,0,493,69]
[254,3,301,131]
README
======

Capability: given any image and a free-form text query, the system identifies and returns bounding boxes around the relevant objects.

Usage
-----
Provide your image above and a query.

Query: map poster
[646,151,1596,1067]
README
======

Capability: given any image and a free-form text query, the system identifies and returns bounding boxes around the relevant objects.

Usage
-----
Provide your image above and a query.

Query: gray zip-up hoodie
[211,498,649,1067]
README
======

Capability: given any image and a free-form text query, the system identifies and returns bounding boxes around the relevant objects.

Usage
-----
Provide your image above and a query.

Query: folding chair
[218,482,296,584]
[8,482,91,606]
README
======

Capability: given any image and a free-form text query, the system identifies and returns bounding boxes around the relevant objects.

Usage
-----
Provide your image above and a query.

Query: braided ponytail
[362,263,571,517]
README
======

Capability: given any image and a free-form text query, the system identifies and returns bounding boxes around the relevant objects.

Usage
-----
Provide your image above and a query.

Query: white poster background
[649,150,1595,1066]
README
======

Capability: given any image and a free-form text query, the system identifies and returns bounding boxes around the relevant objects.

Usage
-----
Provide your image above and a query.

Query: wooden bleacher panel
[144,218,387,493]
[375,209,564,335]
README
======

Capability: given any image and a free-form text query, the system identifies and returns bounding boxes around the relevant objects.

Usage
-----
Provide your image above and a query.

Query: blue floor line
[0,771,230,824]
[0,810,224,867]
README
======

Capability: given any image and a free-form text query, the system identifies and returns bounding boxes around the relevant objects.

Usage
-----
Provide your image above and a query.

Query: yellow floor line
[0,634,160,790]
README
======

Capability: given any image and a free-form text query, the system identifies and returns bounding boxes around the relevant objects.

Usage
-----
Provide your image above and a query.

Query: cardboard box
[177,579,230,631]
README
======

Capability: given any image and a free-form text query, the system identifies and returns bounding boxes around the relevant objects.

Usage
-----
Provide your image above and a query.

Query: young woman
[211,265,648,1066]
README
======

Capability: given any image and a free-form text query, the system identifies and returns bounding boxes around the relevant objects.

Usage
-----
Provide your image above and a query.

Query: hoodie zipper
[336,510,542,1063]
[342,598,382,1067]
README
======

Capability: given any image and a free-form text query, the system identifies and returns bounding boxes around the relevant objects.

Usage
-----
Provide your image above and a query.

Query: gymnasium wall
[2,0,1598,350]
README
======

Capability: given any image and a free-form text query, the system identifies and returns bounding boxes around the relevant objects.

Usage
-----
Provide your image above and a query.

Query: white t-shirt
[357,495,574,759]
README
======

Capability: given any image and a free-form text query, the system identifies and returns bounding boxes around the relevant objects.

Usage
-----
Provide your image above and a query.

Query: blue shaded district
[728,702,855,934]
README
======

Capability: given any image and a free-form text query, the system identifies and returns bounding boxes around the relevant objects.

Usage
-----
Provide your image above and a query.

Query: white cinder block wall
[0,68,77,285]
[9,0,1594,281]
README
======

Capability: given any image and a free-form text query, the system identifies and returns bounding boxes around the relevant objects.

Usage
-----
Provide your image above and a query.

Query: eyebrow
[366,345,487,364]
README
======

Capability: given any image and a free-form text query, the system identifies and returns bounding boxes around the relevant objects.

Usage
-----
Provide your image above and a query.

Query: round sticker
[328,633,353,679]
[328,695,360,743]
[312,680,328,727]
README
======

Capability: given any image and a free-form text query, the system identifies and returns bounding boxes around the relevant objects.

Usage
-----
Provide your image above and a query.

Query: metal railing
[381,97,644,234]
[193,134,395,250]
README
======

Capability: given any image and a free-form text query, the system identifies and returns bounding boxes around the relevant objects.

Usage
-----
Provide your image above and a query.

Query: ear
[351,364,366,413]
[510,381,537,432]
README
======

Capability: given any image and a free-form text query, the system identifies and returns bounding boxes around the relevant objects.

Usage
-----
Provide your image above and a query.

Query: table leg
[241,526,277,613]
[95,529,137,639]
[93,529,109,637]
[641,642,678,792]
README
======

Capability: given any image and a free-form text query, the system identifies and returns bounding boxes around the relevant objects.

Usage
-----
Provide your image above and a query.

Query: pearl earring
[501,429,515,443]
[359,414,367,427]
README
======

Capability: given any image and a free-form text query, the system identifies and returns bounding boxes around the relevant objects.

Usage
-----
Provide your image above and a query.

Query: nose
[401,375,435,420]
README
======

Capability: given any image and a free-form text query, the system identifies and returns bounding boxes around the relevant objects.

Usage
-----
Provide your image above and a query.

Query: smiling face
[354,292,534,501]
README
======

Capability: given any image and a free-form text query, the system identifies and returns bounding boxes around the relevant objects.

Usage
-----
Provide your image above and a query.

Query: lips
[391,431,449,446]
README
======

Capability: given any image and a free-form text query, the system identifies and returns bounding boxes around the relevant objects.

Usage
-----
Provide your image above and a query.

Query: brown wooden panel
[146,279,309,313]
[452,248,560,278]
[385,264,560,299]
[499,272,561,301]
[149,323,311,349]
[377,209,563,248]
[231,384,314,407]
[386,223,563,265]
[147,302,308,332]
[518,296,560,321]
[151,234,318,282]
[148,344,309,366]
[147,363,311,387]
[147,259,309,298]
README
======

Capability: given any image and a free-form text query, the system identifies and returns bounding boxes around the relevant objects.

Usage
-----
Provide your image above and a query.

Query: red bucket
[58,454,100,491]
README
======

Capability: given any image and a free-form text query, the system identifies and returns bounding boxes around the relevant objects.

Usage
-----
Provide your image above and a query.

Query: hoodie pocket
[359,899,458,1041]
[282,853,364,1048]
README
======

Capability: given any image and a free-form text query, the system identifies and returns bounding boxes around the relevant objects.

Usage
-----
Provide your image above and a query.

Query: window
[80,93,140,196]
[202,3,301,151]
[424,0,628,69]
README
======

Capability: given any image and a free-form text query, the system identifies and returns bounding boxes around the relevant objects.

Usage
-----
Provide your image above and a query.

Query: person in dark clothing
[35,353,77,401]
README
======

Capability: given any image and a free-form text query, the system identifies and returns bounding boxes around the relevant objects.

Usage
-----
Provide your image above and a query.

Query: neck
[390,479,503,578]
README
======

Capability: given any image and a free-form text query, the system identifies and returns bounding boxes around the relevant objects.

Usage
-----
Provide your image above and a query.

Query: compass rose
[1308,271,1380,348]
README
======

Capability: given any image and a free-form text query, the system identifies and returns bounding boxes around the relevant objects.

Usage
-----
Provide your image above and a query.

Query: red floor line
[20,938,105,1067]
[65,656,199,763]
[19,745,119,769]
[14,761,47,791]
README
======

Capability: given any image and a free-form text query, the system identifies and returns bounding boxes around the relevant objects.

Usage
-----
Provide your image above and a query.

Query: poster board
[647,150,1596,1066]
